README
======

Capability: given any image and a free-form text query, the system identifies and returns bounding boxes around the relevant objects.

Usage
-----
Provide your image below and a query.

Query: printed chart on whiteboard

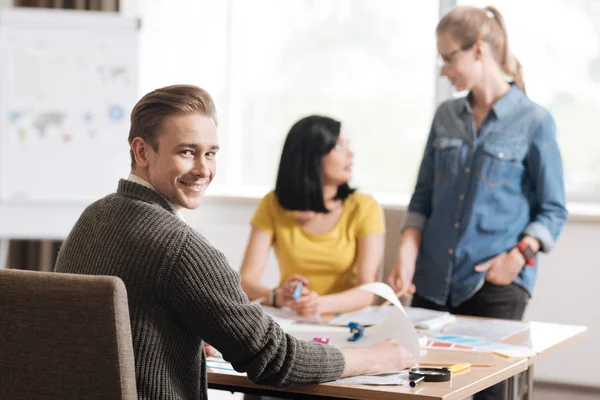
[0,10,138,203]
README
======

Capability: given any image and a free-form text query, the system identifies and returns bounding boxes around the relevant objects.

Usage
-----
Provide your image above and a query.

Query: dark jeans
[412,282,530,400]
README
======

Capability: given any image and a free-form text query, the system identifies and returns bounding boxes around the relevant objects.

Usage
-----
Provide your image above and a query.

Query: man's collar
[127,173,156,192]
[124,174,186,221]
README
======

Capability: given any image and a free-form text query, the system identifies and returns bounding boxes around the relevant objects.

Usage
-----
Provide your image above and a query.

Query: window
[226,0,439,195]
[136,0,232,175]
[134,0,599,201]
[135,0,439,196]
[459,0,600,201]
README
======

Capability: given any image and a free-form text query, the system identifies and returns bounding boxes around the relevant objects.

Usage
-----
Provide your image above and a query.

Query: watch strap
[517,240,536,267]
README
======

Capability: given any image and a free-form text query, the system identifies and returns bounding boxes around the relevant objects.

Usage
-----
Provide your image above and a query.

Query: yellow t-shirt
[250,191,385,295]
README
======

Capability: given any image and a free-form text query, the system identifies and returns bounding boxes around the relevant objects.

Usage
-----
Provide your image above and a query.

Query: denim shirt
[404,85,568,307]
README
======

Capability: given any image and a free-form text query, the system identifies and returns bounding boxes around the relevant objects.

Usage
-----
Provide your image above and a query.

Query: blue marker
[292,282,303,300]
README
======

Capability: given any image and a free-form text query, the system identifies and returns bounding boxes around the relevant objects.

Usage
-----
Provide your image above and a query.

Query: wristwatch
[270,288,279,307]
[517,240,536,267]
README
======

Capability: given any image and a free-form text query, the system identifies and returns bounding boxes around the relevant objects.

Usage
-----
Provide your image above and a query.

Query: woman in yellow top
[240,115,385,316]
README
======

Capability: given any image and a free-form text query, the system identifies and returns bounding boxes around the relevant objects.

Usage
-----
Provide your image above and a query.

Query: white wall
[183,197,599,388]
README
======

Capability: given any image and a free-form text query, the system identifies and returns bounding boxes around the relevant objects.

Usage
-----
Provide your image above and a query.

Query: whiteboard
[0,9,138,204]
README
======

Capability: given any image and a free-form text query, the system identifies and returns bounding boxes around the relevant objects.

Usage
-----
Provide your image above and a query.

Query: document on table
[405,307,457,331]
[444,317,529,341]
[261,305,322,325]
[279,282,421,364]
[206,356,247,376]
[328,305,394,326]
[330,371,409,385]
[405,307,527,340]
[425,334,537,357]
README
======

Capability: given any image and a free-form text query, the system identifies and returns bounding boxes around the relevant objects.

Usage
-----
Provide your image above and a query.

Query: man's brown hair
[128,84,217,168]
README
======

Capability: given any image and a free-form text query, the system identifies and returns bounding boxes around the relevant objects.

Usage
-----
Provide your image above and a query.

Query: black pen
[409,375,425,388]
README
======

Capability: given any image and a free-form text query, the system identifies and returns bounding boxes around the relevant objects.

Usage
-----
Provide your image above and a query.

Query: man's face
[144,113,218,210]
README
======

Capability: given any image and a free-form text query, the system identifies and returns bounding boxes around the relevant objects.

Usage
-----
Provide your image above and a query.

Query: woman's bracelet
[270,288,278,307]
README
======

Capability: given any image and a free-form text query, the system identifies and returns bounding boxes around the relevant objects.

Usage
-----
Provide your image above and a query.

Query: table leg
[522,365,534,400]
[505,373,519,400]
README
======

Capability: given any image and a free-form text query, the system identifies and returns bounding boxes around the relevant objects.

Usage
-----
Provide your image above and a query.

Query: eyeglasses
[437,41,477,67]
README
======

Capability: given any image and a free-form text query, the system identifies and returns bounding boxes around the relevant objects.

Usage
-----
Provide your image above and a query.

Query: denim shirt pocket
[477,134,528,187]
[432,136,463,181]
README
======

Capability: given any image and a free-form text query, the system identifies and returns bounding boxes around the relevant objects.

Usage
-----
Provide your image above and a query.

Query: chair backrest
[0,269,137,400]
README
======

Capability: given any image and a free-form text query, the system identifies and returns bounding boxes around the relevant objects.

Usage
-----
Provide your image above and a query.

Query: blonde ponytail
[504,51,525,93]
[484,6,526,92]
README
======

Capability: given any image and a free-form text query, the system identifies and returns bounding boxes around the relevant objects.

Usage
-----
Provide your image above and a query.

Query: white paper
[331,371,409,386]
[357,282,407,313]
[493,348,537,358]
[261,305,322,325]
[279,283,420,363]
[354,283,420,362]
[444,317,529,341]
[206,360,246,375]
[405,307,528,340]
[363,307,420,362]
[405,307,457,331]
[264,283,420,363]
[328,305,393,326]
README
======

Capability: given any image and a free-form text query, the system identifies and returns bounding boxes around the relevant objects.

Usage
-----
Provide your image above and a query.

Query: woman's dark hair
[275,115,355,213]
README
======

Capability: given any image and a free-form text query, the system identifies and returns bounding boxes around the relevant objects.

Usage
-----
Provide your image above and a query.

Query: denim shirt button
[454,222,460,228]
[465,167,471,173]
[459,194,465,200]
[498,152,505,159]
[448,248,454,255]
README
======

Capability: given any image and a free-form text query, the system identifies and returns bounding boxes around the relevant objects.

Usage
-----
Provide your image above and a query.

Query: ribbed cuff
[283,340,345,386]
[401,211,427,232]
[524,221,555,252]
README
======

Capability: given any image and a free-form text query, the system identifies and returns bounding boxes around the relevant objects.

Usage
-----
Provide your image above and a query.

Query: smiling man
[54,85,415,400]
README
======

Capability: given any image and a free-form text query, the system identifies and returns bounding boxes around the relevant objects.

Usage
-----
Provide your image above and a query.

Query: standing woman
[387,6,568,400]
[240,115,385,316]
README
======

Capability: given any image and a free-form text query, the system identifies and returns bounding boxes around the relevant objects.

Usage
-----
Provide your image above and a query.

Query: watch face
[523,246,535,260]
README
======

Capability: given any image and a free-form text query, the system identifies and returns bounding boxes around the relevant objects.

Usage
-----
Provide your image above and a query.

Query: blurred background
[2,1,599,399]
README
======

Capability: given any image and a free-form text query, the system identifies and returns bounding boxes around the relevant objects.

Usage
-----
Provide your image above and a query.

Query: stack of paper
[405,307,457,331]
[206,354,246,375]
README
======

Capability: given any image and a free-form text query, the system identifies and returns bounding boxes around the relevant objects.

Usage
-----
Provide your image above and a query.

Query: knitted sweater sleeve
[166,232,345,387]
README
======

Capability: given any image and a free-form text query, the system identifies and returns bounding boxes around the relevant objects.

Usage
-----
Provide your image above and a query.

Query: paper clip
[292,282,303,300]
[313,337,330,345]
[347,322,364,342]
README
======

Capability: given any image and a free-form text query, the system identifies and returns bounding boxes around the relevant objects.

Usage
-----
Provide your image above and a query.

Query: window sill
[204,187,600,224]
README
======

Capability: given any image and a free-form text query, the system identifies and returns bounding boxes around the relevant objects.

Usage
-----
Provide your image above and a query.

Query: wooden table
[207,318,587,400]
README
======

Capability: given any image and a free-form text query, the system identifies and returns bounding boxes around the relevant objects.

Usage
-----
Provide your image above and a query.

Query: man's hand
[341,339,416,377]
[203,342,217,358]
[474,248,526,285]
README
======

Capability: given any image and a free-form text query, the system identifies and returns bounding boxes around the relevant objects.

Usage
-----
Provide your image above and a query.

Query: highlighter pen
[292,282,303,300]
[409,375,425,388]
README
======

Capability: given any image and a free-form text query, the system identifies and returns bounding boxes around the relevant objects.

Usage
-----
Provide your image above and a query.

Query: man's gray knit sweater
[55,180,345,399]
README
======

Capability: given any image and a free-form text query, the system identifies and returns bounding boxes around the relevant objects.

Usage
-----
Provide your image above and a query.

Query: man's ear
[131,137,151,167]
